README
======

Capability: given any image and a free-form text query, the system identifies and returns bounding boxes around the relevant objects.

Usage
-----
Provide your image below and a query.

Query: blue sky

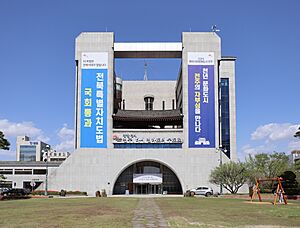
[0,0,299,160]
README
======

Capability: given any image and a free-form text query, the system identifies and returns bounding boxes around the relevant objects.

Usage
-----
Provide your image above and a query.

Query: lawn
[155,197,300,227]
[0,197,138,228]
[0,197,299,227]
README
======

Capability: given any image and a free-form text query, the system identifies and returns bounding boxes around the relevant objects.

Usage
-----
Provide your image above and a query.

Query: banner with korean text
[188,52,215,148]
[80,52,108,148]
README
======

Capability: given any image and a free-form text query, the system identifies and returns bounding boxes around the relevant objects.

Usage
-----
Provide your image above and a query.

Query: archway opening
[113,160,182,195]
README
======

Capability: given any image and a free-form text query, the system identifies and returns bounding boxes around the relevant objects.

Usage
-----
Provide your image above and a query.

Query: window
[20,145,36,161]
[144,95,154,110]
[0,169,13,175]
[33,169,47,175]
[15,169,33,175]
[220,78,230,158]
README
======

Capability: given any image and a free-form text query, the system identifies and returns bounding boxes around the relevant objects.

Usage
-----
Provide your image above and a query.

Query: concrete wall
[122,80,177,110]
[181,32,221,150]
[1,165,58,189]
[46,148,224,196]
[219,58,237,161]
[75,32,114,149]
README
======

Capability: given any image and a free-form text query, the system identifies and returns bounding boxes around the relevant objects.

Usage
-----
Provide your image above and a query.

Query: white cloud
[288,140,300,150]
[0,119,49,142]
[240,122,300,160]
[57,124,74,140]
[55,140,74,152]
[241,144,273,156]
[251,123,299,141]
[54,124,74,152]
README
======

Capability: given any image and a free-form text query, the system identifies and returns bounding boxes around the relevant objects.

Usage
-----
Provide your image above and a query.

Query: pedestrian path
[132,198,169,227]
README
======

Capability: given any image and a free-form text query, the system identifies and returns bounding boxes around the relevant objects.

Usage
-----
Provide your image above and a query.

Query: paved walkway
[132,198,169,228]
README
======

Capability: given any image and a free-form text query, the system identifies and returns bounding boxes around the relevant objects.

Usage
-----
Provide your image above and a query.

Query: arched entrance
[113,160,183,195]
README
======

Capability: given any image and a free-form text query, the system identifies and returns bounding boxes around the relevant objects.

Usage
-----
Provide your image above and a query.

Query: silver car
[190,186,213,197]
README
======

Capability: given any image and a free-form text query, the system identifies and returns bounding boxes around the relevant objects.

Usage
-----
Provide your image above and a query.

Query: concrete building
[289,150,300,165]
[16,136,48,162]
[16,136,70,162]
[0,161,61,189]
[43,32,237,195]
[42,151,70,162]
[0,136,70,189]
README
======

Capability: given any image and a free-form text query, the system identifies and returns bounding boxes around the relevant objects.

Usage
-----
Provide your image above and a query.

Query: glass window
[20,145,36,161]
[220,78,230,158]
[33,169,47,175]
[15,169,33,175]
[144,96,154,110]
[0,169,13,174]
[113,161,182,195]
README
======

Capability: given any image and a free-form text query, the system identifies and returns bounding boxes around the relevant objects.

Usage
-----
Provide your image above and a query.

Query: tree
[294,127,300,138]
[245,152,289,186]
[209,161,248,194]
[279,171,299,195]
[0,174,6,182]
[0,131,10,150]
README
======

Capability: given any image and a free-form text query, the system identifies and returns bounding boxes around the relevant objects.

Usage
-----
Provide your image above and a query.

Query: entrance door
[150,184,161,194]
[134,183,162,194]
[135,184,147,194]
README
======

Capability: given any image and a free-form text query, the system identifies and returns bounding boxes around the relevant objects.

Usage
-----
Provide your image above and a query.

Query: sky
[0,0,299,160]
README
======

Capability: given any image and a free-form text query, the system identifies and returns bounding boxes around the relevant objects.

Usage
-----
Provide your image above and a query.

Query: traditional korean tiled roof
[113,109,183,121]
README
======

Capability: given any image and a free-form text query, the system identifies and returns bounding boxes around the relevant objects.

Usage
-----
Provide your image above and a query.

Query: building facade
[289,150,300,165]
[16,136,70,162]
[0,161,61,189]
[16,136,48,162]
[45,32,237,195]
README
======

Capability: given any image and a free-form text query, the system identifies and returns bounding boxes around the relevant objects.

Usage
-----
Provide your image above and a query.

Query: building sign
[112,133,183,144]
[80,52,108,148]
[133,174,162,184]
[188,52,215,148]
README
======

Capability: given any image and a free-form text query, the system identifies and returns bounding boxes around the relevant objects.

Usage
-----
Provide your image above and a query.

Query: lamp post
[42,145,50,196]
[216,146,227,195]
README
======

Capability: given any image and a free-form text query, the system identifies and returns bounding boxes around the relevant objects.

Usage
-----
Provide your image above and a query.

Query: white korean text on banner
[188,52,215,148]
[80,52,108,148]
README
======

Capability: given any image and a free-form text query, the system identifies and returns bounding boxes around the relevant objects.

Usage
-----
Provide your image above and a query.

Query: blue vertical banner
[188,52,215,148]
[80,52,108,148]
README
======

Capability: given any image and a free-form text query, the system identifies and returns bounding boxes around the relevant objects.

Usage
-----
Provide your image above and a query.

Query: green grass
[0,197,299,227]
[155,197,300,227]
[0,197,138,228]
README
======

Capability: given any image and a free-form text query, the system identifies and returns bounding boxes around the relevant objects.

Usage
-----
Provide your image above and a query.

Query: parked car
[190,186,213,197]
[0,188,30,200]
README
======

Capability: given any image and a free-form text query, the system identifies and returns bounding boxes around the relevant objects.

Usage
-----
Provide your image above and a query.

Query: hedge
[32,190,87,196]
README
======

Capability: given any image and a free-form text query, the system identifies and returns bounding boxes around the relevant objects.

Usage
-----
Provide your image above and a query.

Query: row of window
[0,169,46,175]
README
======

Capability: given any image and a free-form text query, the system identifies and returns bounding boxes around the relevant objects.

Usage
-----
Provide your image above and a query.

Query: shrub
[60,189,66,197]
[95,191,101,197]
[67,191,87,196]
[31,190,60,195]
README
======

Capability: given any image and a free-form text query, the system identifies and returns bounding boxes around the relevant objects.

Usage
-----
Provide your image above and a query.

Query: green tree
[0,174,6,182]
[0,131,10,150]
[245,152,289,186]
[279,171,299,195]
[209,161,248,194]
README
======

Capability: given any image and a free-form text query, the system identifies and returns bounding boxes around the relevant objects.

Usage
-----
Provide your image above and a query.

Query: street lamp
[42,145,50,196]
[216,146,227,195]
